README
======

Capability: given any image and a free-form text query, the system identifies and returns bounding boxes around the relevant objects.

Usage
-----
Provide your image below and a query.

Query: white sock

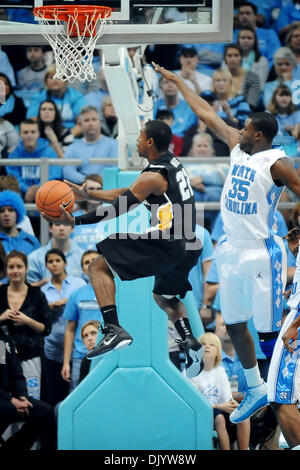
[292,445,300,450]
[243,364,263,388]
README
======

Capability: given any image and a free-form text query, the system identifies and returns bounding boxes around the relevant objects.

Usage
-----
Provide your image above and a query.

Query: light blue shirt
[62,136,119,184]
[63,283,103,359]
[71,209,107,251]
[153,98,197,138]
[42,275,86,362]
[188,225,214,309]
[222,351,248,393]
[27,239,84,283]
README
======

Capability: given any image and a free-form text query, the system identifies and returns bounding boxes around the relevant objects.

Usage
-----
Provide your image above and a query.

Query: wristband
[202,305,212,309]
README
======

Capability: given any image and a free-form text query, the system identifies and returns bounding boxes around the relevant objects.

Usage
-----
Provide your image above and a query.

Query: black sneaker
[86,323,133,359]
[176,336,203,378]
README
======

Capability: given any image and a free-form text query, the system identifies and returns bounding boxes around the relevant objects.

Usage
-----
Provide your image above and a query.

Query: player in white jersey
[267,227,300,450]
[153,62,300,423]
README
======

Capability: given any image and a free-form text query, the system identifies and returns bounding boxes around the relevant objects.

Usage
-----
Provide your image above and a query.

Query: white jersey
[221,144,291,241]
[288,242,300,310]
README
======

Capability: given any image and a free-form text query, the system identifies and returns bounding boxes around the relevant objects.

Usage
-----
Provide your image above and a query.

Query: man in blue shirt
[233,2,281,68]
[0,189,40,255]
[27,222,84,286]
[62,105,118,184]
[61,250,102,389]
[7,119,62,202]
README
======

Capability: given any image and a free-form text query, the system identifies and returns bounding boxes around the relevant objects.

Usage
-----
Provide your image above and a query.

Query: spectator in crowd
[41,248,86,406]
[0,250,52,400]
[233,2,281,68]
[0,73,26,127]
[209,68,252,128]
[27,222,84,287]
[214,312,250,450]
[61,250,101,390]
[174,46,212,97]
[186,332,239,450]
[6,119,62,202]
[26,64,87,137]
[288,201,300,230]
[223,43,262,110]
[0,49,16,87]
[37,99,74,159]
[78,320,100,383]
[286,24,300,74]
[85,68,110,114]
[0,190,40,255]
[184,131,228,229]
[153,76,198,138]
[17,46,47,92]
[62,105,118,184]
[275,0,300,38]
[263,47,297,109]
[0,117,19,175]
[268,84,300,139]
[156,109,184,156]
[71,174,107,252]
[100,96,118,139]
[0,324,57,450]
[0,239,6,283]
[0,175,36,236]
[188,224,214,327]
[236,26,269,88]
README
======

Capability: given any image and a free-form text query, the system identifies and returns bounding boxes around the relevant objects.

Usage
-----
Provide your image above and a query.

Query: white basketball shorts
[267,308,300,404]
[215,235,287,332]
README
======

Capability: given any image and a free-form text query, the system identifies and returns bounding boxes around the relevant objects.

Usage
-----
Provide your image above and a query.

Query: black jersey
[142,151,196,240]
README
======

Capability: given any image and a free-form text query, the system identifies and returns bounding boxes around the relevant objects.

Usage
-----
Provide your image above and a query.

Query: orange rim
[33,5,112,21]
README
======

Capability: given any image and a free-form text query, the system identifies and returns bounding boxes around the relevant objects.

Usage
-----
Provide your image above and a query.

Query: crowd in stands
[0,0,300,451]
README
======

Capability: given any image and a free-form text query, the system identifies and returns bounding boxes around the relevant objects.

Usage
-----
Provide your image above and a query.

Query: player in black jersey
[41,120,203,378]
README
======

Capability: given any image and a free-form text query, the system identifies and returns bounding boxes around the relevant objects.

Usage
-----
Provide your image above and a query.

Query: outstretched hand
[63,180,103,201]
[152,62,179,82]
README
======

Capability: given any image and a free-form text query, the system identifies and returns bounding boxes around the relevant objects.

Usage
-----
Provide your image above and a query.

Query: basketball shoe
[177,336,203,378]
[229,381,268,423]
[86,323,133,359]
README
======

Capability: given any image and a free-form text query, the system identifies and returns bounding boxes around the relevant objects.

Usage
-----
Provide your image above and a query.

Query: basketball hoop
[33,5,112,83]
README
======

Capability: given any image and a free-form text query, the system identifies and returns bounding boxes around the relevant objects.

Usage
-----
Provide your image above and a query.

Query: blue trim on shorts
[264,237,284,332]
[275,310,300,404]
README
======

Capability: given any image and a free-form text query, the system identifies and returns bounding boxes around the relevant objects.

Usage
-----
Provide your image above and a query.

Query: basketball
[35,180,75,218]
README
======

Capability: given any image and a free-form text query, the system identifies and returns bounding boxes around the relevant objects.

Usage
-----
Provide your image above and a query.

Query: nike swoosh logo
[103,335,117,346]
[62,199,73,209]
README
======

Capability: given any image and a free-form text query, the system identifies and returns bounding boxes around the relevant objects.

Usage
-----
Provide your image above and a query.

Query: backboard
[0,0,233,46]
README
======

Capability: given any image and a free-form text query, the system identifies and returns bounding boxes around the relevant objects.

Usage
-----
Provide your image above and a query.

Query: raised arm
[152,63,240,151]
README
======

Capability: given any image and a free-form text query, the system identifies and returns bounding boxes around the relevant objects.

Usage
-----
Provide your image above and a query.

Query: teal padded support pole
[58,168,212,450]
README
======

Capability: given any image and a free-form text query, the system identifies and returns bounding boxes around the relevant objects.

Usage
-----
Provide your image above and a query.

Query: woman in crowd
[236,26,269,88]
[100,96,118,139]
[186,333,250,450]
[0,250,52,400]
[223,43,262,110]
[0,73,26,127]
[209,68,251,128]
[0,117,19,175]
[26,64,86,137]
[268,84,300,139]
[37,99,74,159]
[41,248,86,406]
[184,131,228,229]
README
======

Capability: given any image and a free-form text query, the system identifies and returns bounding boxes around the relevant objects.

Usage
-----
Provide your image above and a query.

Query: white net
[34,7,111,83]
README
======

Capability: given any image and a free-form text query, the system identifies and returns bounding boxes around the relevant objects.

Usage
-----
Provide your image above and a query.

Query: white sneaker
[230,381,268,424]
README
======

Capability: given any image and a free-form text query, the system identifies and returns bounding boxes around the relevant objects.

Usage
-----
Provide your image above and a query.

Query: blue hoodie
[7,137,62,196]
